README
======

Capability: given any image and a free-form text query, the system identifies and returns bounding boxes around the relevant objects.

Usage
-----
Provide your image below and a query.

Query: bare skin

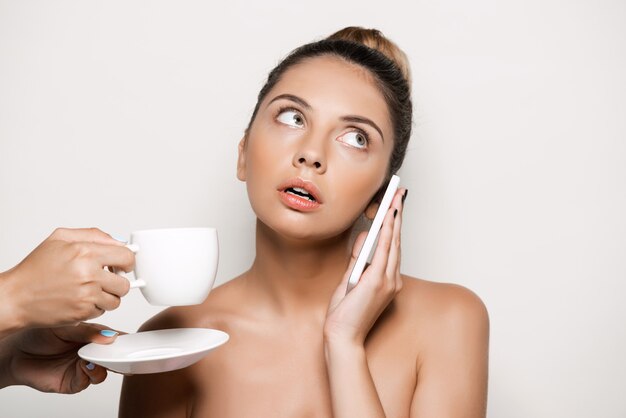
[0,227,134,338]
[120,56,489,417]
[0,322,121,393]
[0,228,133,393]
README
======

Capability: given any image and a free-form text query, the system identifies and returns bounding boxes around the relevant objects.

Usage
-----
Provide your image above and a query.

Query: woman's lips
[278,190,322,212]
[276,177,323,212]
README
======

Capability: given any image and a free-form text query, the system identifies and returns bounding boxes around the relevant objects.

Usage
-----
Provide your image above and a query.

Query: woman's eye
[338,131,368,149]
[276,109,305,128]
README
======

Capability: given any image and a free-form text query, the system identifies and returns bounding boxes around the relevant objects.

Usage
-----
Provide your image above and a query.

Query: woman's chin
[258,217,350,245]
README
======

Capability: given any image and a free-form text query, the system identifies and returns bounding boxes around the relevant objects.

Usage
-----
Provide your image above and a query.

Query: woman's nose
[292,137,326,173]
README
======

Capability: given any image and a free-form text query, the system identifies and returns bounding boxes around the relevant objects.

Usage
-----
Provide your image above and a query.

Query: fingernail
[112,235,128,243]
[402,189,408,204]
[393,209,398,218]
[100,330,118,338]
[86,362,96,371]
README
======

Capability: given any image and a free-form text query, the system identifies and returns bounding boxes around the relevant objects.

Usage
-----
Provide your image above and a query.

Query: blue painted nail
[86,362,96,371]
[112,235,128,243]
[100,330,118,338]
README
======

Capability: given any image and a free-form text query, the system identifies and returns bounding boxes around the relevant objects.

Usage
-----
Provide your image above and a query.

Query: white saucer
[78,328,229,374]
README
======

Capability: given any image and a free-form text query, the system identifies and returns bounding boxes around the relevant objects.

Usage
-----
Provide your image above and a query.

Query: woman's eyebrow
[267,94,311,110]
[341,115,385,142]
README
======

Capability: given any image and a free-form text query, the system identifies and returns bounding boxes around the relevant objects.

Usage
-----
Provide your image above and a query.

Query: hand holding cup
[0,228,134,335]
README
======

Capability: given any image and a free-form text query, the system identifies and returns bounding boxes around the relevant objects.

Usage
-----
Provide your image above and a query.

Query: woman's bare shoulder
[396,276,489,415]
[396,274,489,333]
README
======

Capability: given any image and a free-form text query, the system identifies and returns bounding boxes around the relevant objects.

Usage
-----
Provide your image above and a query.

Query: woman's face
[238,55,394,241]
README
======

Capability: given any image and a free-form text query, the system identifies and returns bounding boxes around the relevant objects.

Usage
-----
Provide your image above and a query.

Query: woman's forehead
[265,56,392,132]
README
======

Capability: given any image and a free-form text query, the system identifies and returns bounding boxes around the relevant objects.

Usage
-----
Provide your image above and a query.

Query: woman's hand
[0,322,122,393]
[324,188,406,346]
[0,228,135,336]
[323,188,407,418]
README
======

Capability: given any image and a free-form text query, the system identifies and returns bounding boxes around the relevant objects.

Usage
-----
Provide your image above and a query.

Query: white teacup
[123,227,219,306]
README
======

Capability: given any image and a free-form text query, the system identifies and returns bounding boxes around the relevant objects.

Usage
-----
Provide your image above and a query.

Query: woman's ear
[364,200,379,221]
[236,136,247,181]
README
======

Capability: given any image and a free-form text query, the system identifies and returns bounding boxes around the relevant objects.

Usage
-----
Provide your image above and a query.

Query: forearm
[324,337,386,418]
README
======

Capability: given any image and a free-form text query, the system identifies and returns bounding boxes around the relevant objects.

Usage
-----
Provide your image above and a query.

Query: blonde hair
[327,26,412,88]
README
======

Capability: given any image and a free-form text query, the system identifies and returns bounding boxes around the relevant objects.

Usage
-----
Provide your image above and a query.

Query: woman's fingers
[95,291,122,312]
[350,230,369,260]
[67,360,91,393]
[53,322,122,345]
[386,190,405,283]
[366,207,396,280]
[81,360,108,385]
[49,227,124,246]
[92,243,135,272]
[338,188,406,302]
[397,189,408,288]
[367,189,405,276]
[66,361,107,394]
[360,189,405,297]
[99,269,131,298]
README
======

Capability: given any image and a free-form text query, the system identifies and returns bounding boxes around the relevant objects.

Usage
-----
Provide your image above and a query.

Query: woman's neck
[247,219,353,320]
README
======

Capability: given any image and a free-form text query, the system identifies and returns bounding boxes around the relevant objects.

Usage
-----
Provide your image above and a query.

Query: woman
[119,27,489,417]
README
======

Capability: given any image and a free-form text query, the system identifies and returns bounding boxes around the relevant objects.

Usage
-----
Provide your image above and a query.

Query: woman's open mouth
[285,187,316,201]
[277,178,323,212]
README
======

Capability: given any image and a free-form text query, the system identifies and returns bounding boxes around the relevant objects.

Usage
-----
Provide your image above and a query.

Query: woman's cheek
[333,144,387,187]
[334,141,370,164]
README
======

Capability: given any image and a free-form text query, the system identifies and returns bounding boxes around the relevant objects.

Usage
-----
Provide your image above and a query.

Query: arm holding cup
[0,227,135,338]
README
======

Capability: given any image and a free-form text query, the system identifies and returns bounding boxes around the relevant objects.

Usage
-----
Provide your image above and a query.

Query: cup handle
[129,278,146,289]
[123,244,146,289]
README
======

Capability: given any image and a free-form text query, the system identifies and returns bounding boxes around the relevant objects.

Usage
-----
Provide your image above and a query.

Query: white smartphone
[346,174,401,294]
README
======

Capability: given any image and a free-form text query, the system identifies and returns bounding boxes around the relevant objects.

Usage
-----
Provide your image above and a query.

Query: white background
[1,0,624,417]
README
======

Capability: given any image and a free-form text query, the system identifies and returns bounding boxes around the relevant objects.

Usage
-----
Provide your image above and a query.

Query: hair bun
[326,27,411,87]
